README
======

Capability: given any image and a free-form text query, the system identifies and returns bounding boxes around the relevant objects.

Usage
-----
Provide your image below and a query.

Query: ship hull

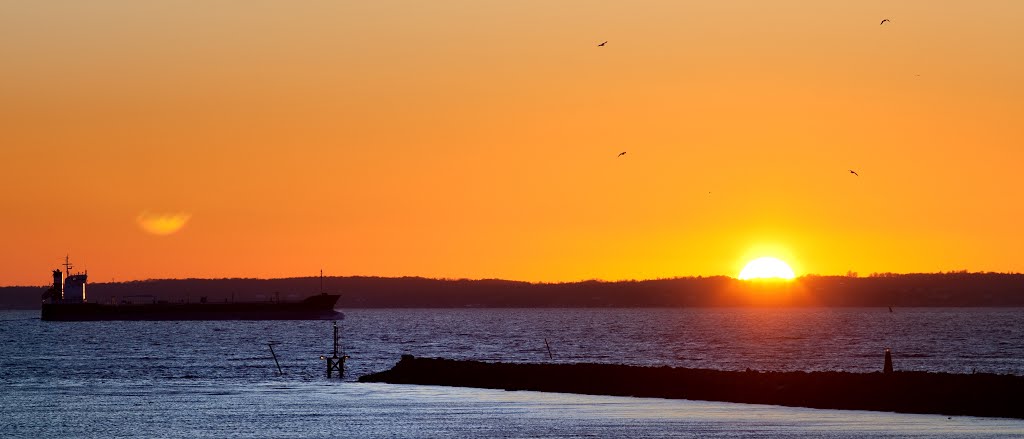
[41,294,341,321]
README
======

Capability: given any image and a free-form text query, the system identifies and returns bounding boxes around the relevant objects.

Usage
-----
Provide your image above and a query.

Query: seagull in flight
[617,151,626,157]
[880,19,890,25]
[598,41,608,47]
[849,170,859,177]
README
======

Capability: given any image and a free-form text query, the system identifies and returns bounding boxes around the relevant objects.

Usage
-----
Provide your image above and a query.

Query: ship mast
[63,255,73,279]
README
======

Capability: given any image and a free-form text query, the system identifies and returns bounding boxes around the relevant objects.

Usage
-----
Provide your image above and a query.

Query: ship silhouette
[40,257,341,321]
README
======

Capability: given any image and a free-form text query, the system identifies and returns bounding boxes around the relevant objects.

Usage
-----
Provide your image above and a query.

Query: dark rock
[360,357,1024,419]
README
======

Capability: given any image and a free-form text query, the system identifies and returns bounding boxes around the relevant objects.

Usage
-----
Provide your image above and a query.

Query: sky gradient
[2,1,1023,286]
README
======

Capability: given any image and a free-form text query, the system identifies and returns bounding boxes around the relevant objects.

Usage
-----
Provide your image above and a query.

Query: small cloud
[136,211,191,236]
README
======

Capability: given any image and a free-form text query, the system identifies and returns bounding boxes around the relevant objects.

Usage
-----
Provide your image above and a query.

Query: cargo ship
[40,257,342,321]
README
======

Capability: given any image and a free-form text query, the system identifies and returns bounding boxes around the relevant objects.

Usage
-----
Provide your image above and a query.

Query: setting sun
[738,257,796,281]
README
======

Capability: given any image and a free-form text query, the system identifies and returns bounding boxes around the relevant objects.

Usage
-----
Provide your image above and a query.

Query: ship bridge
[44,256,87,304]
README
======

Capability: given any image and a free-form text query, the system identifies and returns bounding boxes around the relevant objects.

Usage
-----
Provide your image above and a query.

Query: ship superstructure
[43,256,87,304]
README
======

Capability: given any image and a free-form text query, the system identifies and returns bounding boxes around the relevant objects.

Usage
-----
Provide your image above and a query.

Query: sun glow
[738,257,796,281]
[136,212,191,236]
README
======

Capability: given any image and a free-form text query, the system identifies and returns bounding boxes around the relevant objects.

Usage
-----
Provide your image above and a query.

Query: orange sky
[2,1,1023,286]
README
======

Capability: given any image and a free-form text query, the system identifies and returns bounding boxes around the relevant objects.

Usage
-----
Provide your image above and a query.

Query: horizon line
[5,269,1024,288]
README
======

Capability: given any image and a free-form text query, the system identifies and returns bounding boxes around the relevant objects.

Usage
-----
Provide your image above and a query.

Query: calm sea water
[2,308,1023,437]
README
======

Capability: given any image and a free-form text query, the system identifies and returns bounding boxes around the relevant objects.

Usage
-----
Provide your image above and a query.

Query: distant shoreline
[3,272,1024,308]
[361,356,1024,419]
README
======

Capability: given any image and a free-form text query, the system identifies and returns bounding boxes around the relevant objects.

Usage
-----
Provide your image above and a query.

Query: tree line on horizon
[2,272,1024,309]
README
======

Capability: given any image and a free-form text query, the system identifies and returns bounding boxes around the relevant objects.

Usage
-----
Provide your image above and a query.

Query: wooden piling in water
[268,342,283,375]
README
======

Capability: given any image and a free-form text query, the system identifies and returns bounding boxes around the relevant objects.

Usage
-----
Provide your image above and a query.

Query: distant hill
[2,273,1024,310]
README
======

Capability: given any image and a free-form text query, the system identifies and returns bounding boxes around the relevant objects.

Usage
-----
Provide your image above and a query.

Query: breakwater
[360,356,1024,418]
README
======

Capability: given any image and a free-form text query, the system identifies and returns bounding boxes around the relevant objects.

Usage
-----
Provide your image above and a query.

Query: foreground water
[2,308,1024,437]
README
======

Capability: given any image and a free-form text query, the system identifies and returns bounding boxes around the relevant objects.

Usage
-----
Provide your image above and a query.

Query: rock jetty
[360,355,1024,419]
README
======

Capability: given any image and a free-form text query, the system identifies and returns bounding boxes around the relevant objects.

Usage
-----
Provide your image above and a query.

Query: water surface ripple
[2,308,1023,437]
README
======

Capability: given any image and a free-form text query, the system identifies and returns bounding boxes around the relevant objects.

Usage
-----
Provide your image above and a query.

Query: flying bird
[598,41,607,47]
[617,151,626,157]
[849,170,859,176]
[880,19,890,25]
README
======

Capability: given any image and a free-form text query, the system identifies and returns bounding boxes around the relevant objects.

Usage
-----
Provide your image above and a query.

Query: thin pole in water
[544,338,553,360]
[268,342,283,375]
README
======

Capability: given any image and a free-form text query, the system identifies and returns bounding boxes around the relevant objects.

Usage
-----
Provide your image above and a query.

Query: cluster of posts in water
[266,320,349,378]
[322,320,349,378]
